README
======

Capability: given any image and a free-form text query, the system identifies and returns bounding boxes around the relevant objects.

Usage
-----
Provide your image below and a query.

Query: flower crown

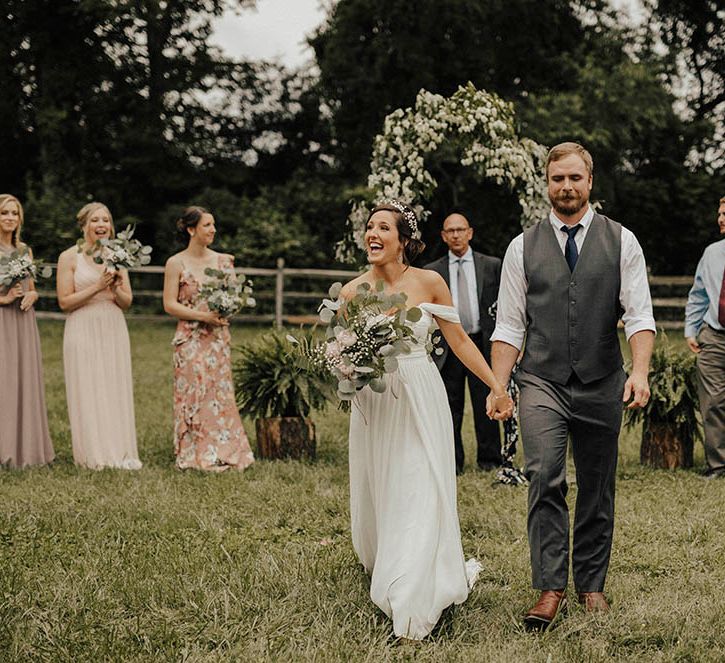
[384,200,420,239]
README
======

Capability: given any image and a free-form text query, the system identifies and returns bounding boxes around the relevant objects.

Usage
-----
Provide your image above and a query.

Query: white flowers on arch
[337,82,550,263]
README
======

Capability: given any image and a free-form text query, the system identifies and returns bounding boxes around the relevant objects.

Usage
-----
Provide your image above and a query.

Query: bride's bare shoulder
[410,266,444,287]
[340,272,371,299]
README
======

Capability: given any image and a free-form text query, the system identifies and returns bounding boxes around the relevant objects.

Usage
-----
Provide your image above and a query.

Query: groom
[488,142,655,629]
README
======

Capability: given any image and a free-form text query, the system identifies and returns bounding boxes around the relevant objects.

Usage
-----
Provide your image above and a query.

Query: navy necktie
[560,224,581,272]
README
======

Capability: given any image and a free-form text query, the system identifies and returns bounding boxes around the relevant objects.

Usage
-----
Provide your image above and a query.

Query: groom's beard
[551,191,588,216]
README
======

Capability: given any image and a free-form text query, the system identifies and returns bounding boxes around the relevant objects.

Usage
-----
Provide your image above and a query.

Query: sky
[211,0,326,68]
[211,0,645,67]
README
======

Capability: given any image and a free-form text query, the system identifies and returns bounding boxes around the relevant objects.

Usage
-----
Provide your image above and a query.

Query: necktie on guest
[456,258,474,333]
[560,224,582,272]
[718,265,725,326]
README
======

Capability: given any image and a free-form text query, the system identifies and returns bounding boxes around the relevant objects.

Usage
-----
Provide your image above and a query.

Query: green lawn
[2,321,725,662]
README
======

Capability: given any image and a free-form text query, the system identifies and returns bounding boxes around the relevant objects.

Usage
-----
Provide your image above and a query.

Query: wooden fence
[34,261,694,330]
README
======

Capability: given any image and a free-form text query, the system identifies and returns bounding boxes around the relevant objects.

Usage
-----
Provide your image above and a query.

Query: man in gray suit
[425,212,502,474]
[489,142,656,629]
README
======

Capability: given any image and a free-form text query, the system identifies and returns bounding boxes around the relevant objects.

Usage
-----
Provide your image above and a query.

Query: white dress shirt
[492,206,656,350]
[448,247,481,334]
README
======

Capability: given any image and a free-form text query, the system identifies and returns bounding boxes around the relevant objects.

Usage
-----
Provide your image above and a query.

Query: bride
[340,201,513,639]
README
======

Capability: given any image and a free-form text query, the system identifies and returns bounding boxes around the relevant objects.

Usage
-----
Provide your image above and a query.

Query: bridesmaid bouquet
[309,281,423,403]
[198,267,255,319]
[0,248,52,288]
[79,225,152,270]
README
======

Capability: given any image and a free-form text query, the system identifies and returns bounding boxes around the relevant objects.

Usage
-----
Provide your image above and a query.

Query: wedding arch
[336,82,549,263]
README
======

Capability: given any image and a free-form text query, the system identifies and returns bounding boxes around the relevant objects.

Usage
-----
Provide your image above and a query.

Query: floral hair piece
[384,200,420,239]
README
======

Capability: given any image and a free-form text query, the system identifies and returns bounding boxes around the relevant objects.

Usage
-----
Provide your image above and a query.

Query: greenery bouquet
[198,267,255,319]
[0,247,52,288]
[79,224,152,270]
[305,280,424,405]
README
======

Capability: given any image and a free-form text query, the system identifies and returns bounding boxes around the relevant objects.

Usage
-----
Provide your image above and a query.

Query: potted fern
[233,331,333,460]
[624,339,701,469]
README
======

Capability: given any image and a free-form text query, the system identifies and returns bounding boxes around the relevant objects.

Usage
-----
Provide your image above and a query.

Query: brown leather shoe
[577,591,609,613]
[523,590,567,631]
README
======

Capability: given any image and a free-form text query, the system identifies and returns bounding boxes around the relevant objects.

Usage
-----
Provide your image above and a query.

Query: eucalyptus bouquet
[0,247,52,289]
[198,267,255,319]
[79,225,152,270]
[309,280,424,404]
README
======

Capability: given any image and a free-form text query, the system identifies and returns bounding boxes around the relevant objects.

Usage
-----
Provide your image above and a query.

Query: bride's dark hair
[366,202,425,265]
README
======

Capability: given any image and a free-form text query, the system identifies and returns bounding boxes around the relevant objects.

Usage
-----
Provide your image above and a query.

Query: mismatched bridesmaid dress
[63,254,141,469]
[172,254,254,471]
[0,243,54,467]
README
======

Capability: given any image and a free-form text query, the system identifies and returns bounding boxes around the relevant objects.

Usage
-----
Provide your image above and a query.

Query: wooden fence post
[275,257,285,328]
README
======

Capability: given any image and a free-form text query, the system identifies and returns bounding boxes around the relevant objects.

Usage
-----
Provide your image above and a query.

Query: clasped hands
[3,283,39,311]
[485,390,514,420]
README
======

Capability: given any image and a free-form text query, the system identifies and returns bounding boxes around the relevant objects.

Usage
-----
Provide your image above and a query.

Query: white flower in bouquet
[79,224,153,270]
[0,247,52,288]
[308,280,424,406]
[197,266,255,319]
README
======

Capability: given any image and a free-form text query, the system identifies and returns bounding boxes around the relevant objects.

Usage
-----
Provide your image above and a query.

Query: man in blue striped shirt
[685,196,725,478]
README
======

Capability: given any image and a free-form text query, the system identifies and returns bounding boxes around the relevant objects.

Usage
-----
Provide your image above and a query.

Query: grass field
[3,321,725,662]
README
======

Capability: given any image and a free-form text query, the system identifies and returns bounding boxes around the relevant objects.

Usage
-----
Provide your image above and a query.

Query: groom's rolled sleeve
[620,228,657,340]
[490,234,527,350]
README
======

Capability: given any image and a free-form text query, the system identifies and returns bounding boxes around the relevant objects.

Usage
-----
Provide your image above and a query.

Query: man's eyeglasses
[443,228,470,235]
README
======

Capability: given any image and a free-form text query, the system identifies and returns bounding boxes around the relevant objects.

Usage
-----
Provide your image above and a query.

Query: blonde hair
[546,142,594,178]
[0,194,24,247]
[76,202,115,239]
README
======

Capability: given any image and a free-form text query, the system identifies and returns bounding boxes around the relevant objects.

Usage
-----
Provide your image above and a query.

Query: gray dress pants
[696,325,725,474]
[515,367,626,592]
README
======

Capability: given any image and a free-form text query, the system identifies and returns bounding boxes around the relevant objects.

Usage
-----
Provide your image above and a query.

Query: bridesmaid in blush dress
[162,206,254,472]
[0,194,54,468]
[56,202,141,470]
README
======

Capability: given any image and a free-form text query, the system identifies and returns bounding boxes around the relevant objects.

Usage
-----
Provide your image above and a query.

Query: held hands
[486,389,514,421]
[685,337,700,354]
[623,371,650,409]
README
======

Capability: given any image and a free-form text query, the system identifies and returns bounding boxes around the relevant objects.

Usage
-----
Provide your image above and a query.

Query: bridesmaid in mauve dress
[0,194,54,468]
[162,206,254,472]
[56,202,141,470]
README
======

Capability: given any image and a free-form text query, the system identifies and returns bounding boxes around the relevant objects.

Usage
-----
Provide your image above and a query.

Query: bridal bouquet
[0,247,52,289]
[306,281,423,404]
[79,225,152,270]
[198,267,255,319]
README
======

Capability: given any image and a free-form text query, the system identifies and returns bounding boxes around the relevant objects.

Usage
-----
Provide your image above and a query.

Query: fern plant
[623,338,701,442]
[233,330,333,419]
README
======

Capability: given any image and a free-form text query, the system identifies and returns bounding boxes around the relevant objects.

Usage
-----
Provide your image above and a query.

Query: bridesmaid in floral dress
[162,206,254,472]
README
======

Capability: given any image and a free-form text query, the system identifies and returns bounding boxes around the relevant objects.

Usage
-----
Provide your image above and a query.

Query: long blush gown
[0,243,54,467]
[348,303,480,640]
[63,255,141,469]
[172,255,254,472]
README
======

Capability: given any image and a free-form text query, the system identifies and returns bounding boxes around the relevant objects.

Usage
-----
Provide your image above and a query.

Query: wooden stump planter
[639,422,694,469]
[255,416,316,461]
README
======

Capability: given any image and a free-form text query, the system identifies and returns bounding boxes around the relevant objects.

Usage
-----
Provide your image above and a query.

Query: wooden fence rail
[33,260,695,330]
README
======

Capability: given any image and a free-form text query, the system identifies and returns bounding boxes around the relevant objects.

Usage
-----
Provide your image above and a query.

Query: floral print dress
[172,254,254,471]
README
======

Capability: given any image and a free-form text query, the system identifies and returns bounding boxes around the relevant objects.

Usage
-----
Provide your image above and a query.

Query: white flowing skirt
[349,348,479,639]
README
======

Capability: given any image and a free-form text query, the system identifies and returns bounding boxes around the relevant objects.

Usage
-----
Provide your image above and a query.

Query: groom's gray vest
[520,213,623,385]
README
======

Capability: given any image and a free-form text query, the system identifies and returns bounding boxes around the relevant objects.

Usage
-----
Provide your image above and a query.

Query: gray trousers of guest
[515,367,626,592]
[696,325,725,474]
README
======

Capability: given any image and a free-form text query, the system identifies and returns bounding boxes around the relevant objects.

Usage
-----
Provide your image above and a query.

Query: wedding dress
[348,303,480,639]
